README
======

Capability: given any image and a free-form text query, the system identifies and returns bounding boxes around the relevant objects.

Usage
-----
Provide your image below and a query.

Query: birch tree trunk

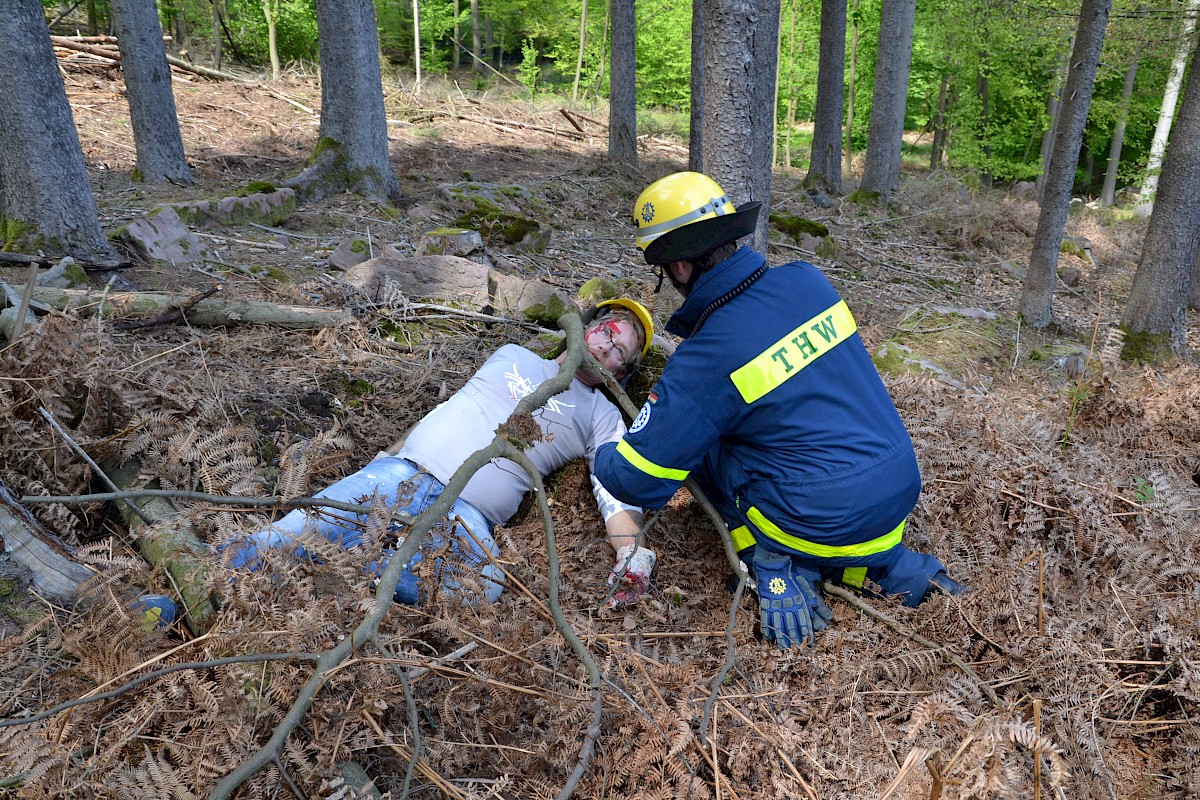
[858,0,916,201]
[263,0,281,80]
[1120,33,1200,359]
[1135,0,1199,217]
[0,0,117,262]
[608,0,637,164]
[1020,0,1111,328]
[805,0,846,194]
[412,0,422,96]
[573,0,588,102]
[111,0,194,185]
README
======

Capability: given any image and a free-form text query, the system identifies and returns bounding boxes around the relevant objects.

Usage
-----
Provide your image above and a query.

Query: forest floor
[0,61,1198,800]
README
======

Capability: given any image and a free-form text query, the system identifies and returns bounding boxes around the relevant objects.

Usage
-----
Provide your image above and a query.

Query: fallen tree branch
[0,251,131,271]
[28,286,349,329]
[112,285,221,330]
[21,488,414,526]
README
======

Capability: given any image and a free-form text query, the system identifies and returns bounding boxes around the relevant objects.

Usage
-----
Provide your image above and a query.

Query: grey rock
[344,254,491,308]
[119,207,208,265]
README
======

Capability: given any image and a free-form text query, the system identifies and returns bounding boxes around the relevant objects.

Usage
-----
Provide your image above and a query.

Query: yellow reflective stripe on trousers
[729,300,857,404]
[615,439,690,481]
[730,525,756,552]
[841,567,868,589]
[745,506,905,558]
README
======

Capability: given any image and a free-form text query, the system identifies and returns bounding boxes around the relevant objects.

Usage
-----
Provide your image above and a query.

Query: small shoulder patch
[629,401,653,434]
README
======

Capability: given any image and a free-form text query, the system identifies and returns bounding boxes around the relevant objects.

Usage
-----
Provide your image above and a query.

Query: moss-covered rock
[769,212,829,239]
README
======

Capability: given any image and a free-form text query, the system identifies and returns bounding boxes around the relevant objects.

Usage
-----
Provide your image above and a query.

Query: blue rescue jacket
[594,247,921,562]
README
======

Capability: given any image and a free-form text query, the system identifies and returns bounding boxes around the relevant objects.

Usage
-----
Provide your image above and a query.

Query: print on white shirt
[505,362,575,417]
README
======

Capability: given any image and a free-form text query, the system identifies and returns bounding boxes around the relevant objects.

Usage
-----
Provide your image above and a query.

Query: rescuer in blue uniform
[594,172,965,650]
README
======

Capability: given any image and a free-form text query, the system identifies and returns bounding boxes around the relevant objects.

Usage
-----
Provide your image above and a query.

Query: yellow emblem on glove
[769,577,787,595]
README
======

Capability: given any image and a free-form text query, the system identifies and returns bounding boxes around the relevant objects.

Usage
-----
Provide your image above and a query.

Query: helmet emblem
[640,201,655,224]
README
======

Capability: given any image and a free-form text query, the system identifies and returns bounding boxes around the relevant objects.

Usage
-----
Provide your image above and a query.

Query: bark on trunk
[285,0,402,204]
[858,0,917,201]
[1120,34,1200,358]
[930,71,949,170]
[608,0,637,164]
[1020,0,1111,328]
[805,0,846,194]
[688,0,705,170]
[1100,53,1138,206]
[0,0,117,262]
[702,0,777,254]
[844,0,859,177]
[111,0,194,185]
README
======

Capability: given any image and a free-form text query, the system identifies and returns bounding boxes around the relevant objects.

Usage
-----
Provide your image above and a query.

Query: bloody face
[580,316,641,384]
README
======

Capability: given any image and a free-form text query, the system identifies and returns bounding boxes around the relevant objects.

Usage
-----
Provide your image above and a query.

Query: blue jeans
[226,457,504,604]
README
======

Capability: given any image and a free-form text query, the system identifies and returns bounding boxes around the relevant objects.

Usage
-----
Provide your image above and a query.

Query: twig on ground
[0,652,315,729]
[38,406,152,525]
[821,582,1000,705]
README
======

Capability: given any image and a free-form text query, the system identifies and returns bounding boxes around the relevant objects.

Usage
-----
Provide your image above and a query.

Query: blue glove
[753,550,834,649]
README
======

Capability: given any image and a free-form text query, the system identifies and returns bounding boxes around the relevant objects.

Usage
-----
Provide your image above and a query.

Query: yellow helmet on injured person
[632,172,761,265]
[596,297,654,357]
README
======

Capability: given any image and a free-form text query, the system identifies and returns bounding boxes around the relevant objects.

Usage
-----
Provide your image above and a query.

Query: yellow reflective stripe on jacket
[729,300,857,404]
[746,506,905,558]
[616,439,690,481]
[730,525,756,552]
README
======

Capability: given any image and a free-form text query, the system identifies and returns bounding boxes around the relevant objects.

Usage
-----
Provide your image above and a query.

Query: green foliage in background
[44,0,1192,198]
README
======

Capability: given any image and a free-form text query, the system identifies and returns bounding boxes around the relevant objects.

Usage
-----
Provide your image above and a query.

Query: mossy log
[101,458,218,632]
[26,287,349,329]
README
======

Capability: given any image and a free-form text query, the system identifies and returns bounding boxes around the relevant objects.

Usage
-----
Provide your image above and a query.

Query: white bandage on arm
[590,473,641,523]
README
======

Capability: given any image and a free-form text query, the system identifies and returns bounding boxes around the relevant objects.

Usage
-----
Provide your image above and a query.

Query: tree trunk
[1120,33,1200,359]
[858,0,916,201]
[608,0,637,164]
[1191,248,1200,311]
[1136,0,1199,217]
[412,0,422,96]
[211,0,223,71]
[0,0,117,262]
[452,0,460,76]
[784,0,797,170]
[805,0,846,194]
[702,0,779,255]
[977,60,992,189]
[284,0,402,204]
[573,0,588,102]
[1020,0,1111,328]
[1100,55,1139,205]
[1036,38,1071,205]
[111,0,194,185]
[471,0,482,72]
[844,0,859,177]
[688,0,705,170]
[930,70,949,170]
[263,0,280,80]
